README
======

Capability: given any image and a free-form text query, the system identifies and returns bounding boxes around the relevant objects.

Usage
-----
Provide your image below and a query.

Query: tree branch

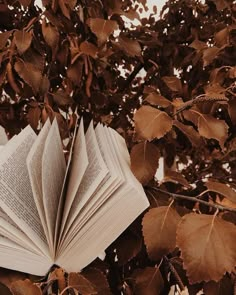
[118,62,144,92]
[148,187,236,213]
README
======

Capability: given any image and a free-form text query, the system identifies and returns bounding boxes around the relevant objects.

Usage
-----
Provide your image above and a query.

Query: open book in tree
[0,118,149,275]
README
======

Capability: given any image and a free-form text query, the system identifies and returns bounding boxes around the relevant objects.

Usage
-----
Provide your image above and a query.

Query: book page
[58,124,124,253]
[42,118,66,251]
[58,122,108,247]
[0,236,52,275]
[56,127,149,271]
[27,119,51,245]
[0,126,49,256]
[0,207,43,254]
[60,118,88,234]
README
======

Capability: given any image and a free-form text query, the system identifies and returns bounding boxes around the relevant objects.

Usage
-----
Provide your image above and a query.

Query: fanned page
[0,235,51,275]
[0,126,49,256]
[58,123,124,254]
[58,122,109,247]
[27,119,51,247]
[56,125,149,272]
[59,118,88,237]
[42,118,66,252]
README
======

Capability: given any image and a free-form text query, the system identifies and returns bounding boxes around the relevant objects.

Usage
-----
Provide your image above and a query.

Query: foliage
[0,0,236,293]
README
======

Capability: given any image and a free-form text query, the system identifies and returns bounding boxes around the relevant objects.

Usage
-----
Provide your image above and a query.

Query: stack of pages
[0,118,149,275]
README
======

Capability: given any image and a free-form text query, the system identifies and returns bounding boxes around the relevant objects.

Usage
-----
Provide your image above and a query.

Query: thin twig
[163,256,185,291]
[148,187,236,213]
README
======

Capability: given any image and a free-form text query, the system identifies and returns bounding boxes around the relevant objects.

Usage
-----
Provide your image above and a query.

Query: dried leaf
[11,279,42,295]
[228,99,236,125]
[131,142,160,185]
[205,180,236,203]
[80,41,98,58]
[68,272,97,294]
[42,19,59,52]
[59,0,70,19]
[142,206,181,261]
[118,36,142,57]
[214,27,229,47]
[145,92,171,108]
[131,267,164,295]
[213,0,228,11]
[14,30,32,55]
[0,268,27,289]
[197,113,228,149]
[27,103,41,130]
[162,76,182,93]
[49,268,66,292]
[189,38,207,51]
[173,120,202,147]
[87,18,118,44]
[184,110,228,149]
[134,106,173,140]
[202,47,220,67]
[82,268,111,295]
[14,59,42,94]
[161,170,191,189]
[0,30,12,50]
[113,230,142,266]
[18,0,31,7]
[67,59,83,87]
[203,275,233,295]
[177,213,236,283]
[52,89,73,106]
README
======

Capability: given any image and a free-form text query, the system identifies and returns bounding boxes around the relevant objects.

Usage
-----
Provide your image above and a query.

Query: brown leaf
[145,92,171,108]
[113,230,142,266]
[14,59,42,94]
[213,0,228,11]
[203,275,233,295]
[0,30,12,50]
[117,36,142,57]
[162,76,182,93]
[161,170,191,189]
[131,267,164,295]
[87,18,118,45]
[67,59,83,87]
[189,38,207,51]
[134,105,173,140]
[197,113,228,149]
[27,103,41,130]
[52,88,73,106]
[11,279,42,295]
[214,27,229,48]
[142,206,181,261]
[0,268,27,289]
[68,272,97,294]
[80,41,98,58]
[14,30,32,55]
[184,110,228,149]
[202,47,220,67]
[41,19,59,53]
[82,268,111,295]
[0,283,11,295]
[176,213,236,283]
[131,142,160,185]
[173,120,203,147]
[205,180,236,204]
[18,0,31,7]
[49,268,66,292]
[59,0,70,19]
[228,99,236,125]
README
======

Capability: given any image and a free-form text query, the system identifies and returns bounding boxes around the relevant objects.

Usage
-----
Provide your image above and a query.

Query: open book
[0,118,149,275]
